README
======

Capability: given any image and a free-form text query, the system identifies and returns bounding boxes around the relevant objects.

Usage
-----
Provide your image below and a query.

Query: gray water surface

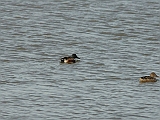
[0,0,160,120]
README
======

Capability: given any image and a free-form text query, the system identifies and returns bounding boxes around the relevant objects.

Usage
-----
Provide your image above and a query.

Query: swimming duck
[139,72,159,82]
[60,54,80,64]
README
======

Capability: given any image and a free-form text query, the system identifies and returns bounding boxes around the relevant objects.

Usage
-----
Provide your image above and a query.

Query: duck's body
[139,76,157,82]
[139,72,159,82]
[61,57,76,64]
[60,54,80,64]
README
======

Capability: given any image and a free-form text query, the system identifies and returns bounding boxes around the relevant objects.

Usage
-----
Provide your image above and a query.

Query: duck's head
[72,54,80,59]
[150,72,159,77]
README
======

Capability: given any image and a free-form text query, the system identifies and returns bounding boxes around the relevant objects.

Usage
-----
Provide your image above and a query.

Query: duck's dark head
[72,54,80,59]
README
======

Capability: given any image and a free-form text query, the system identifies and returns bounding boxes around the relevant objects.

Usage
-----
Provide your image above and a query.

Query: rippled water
[0,0,160,120]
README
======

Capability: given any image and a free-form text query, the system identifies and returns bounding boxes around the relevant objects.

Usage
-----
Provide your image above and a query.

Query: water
[0,0,160,119]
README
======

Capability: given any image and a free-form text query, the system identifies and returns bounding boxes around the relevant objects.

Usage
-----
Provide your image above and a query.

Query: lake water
[0,0,160,120]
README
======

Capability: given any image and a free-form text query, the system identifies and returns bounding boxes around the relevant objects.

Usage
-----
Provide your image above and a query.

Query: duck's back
[139,76,157,82]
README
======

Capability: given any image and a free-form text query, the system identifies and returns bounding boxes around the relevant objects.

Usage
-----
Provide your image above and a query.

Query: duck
[139,72,159,82]
[60,54,80,64]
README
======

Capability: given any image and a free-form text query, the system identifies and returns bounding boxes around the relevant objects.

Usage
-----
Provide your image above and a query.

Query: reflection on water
[0,0,160,120]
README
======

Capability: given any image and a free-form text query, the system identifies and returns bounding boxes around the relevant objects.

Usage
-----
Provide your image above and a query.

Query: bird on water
[139,72,159,82]
[60,54,80,64]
